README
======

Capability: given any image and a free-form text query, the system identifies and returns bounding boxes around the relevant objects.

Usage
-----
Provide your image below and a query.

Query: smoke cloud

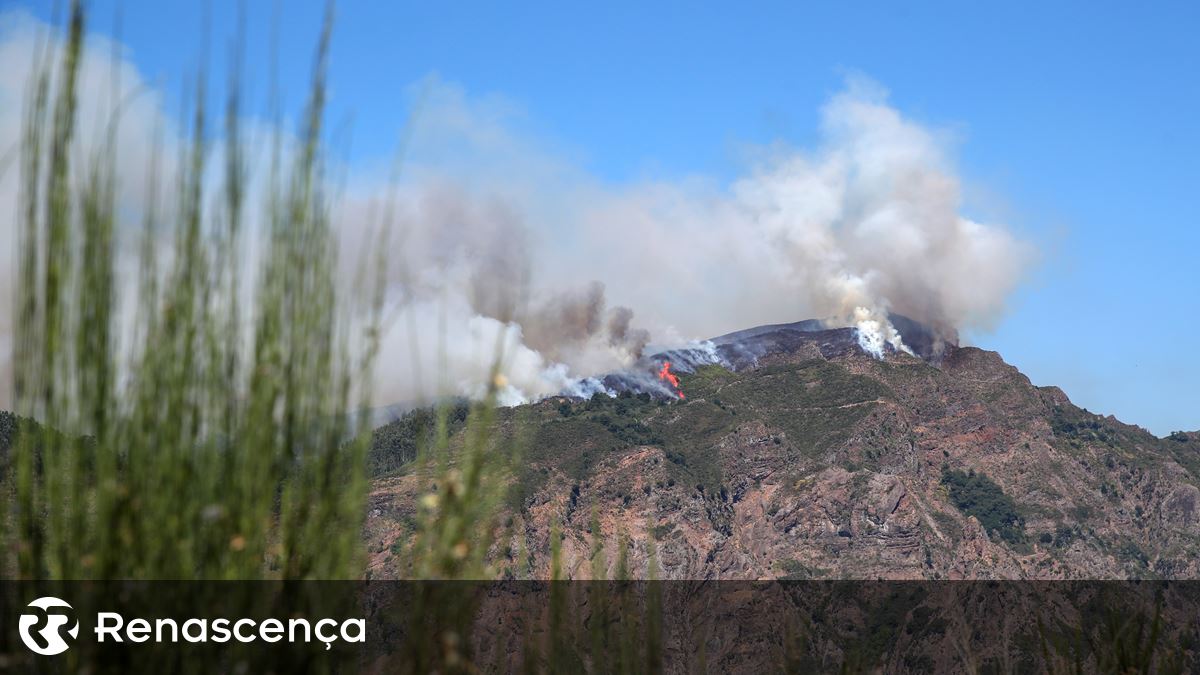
[0,11,187,411]
[0,12,1032,410]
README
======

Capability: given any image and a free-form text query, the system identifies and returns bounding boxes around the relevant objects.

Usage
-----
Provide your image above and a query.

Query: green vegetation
[377,358,900,513]
[1047,404,1157,465]
[1162,431,1200,483]
[689,361,890,458]
[941,467,1026,544]
[0,410,50,458]
[0,410,16,451]
[406,391,516,580]
[373,358,897,516]
[2,1,382,579]
[368,401,470,476]
[1051,408,1118,447]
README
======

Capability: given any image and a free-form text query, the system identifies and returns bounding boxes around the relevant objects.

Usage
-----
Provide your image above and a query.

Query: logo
[15,595,365,655]
[19,597,79,655]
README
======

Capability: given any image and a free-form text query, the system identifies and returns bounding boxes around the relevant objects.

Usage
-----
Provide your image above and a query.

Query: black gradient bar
[0,581,1196,673]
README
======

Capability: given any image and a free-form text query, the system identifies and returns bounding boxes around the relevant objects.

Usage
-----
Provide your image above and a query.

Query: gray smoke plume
[1,13,1033,411]
[519,283,649,366]
[338,177,655,405]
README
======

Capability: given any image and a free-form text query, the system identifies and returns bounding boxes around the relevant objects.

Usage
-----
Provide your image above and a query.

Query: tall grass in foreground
[2,1,383,580]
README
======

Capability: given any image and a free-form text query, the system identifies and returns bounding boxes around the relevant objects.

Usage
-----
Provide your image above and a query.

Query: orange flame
[658,361,685,399]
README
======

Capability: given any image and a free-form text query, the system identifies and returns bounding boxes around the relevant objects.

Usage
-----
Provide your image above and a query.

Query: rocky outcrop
[365,324,1200,580]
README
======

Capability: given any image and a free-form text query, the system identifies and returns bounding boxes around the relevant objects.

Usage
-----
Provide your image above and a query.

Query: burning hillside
[367,313,1200,584]
[576,313,948,403]
[657,361,685,399]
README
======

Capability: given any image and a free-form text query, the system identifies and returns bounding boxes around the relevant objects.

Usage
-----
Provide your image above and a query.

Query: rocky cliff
[365,321,1200,580]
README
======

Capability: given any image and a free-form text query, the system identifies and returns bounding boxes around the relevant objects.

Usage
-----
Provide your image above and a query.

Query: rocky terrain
[365,318,1200,580]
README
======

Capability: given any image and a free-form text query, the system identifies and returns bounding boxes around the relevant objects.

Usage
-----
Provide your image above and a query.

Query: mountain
[365,318,1200,580]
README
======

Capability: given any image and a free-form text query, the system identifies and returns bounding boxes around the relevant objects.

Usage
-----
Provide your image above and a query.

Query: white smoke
[852,308,907,359]
[726,78,1027,356]
[560,78,1031,360]
[0,13,1033,411]
[334,178,651,405]
[0,11,184,412]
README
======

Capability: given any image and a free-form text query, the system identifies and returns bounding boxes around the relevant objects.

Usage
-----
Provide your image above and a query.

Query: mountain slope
[366,320,1200,580]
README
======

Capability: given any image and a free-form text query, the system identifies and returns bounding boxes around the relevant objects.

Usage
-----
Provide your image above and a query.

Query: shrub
[941,467,1026,544]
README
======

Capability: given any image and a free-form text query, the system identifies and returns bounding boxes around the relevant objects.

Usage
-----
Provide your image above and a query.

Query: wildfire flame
[657,361,685,400]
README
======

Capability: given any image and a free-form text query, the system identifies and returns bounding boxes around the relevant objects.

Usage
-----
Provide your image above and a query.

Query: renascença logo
[19,597,80,655]
[16,596,366,655]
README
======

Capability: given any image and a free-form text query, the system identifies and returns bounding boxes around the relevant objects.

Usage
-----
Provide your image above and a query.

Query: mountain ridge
[2,318,1196,581]
[365,317,1200,580]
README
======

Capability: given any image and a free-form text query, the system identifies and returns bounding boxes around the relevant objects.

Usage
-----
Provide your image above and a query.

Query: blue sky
[10,0,1200,434]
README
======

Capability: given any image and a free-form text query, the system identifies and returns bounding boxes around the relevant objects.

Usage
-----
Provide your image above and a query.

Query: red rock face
[366,332,1200,581]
